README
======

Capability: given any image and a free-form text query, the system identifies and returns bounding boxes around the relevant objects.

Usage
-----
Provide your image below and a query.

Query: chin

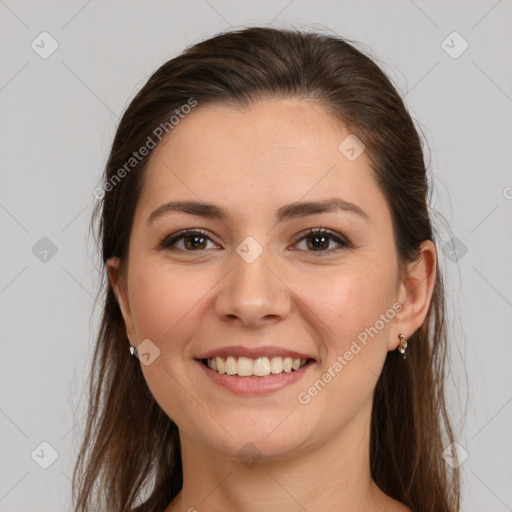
[196,410,314,462]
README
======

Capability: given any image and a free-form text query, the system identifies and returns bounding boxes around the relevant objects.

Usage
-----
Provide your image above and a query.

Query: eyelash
[157,227,352,255]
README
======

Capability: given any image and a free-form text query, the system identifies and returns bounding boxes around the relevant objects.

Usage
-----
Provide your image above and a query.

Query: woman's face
[110,98,419,460]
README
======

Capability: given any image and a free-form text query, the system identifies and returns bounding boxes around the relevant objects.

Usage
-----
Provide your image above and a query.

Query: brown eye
[294,228,350,254]
[159,229,218,251]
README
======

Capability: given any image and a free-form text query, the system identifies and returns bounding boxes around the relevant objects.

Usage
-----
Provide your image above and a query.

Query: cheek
[296,264,395,348]
[126,260,214,424]
[290,269,394,427]
[126,259,209,347]
[294,263,395,403]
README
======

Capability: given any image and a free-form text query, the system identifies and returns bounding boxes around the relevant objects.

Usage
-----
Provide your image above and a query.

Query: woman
[73,27,460,511]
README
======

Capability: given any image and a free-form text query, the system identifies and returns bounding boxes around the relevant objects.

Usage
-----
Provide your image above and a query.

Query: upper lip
[196,345,316,361]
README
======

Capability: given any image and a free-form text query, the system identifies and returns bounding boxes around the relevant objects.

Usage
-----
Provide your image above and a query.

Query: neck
[166,403,389,512]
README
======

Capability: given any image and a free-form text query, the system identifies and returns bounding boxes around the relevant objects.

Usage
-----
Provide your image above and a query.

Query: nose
[215,247,292,328]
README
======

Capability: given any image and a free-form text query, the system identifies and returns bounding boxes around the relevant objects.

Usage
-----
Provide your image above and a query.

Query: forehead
[137,98,390,226]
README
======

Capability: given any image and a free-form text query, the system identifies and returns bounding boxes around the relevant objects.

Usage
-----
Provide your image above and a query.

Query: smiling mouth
[200,356,312,377]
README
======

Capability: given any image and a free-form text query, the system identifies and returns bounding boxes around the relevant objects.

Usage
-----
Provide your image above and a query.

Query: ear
[107,257,136,341]
[389,240,437,351]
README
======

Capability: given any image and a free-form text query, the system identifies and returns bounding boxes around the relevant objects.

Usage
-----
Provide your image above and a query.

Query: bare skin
[108,98,435,512]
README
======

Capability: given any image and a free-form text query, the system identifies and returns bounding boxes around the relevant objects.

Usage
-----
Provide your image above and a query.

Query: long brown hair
[73,27,460,511]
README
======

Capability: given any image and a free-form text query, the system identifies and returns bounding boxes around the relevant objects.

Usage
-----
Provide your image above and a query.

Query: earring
[129,345,139,358]
[397,334,408,359]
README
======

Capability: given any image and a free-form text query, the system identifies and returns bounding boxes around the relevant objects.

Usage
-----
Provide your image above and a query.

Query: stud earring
[397,334,408,359]
[129,345,139,358]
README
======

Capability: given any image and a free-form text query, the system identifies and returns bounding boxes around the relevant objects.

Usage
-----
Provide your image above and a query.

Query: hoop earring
[397,333,408,359]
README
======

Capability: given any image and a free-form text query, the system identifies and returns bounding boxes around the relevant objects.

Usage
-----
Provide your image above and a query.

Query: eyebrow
[147,197,369,225]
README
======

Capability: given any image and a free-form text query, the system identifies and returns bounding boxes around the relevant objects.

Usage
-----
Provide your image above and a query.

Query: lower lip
[196,360,314,395]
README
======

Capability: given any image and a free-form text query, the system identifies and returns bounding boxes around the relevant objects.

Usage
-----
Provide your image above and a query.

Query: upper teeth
[207,356,308,377]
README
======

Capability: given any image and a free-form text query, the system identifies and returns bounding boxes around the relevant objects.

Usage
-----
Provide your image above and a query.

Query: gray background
[1,0,511,510]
